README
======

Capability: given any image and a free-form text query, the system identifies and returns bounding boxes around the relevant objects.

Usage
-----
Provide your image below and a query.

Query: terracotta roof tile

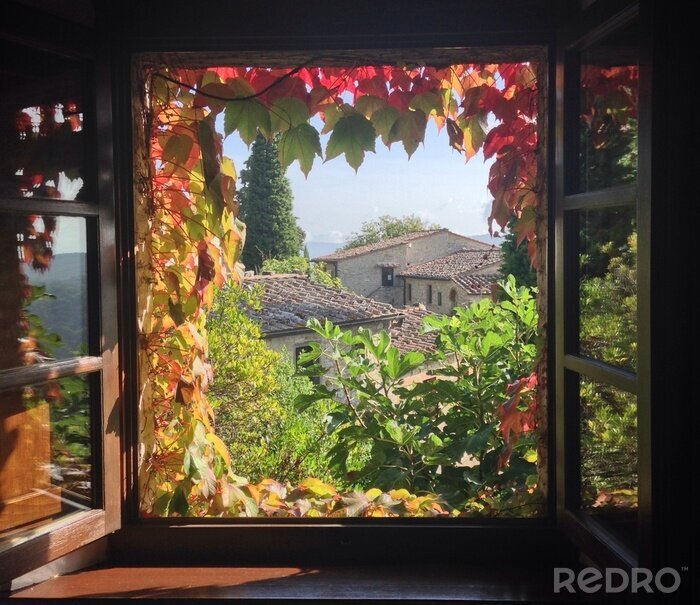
[451,272,501,295]
[398,248,502,279]
[312,230,444,261]
[244,274,399,334]
[390,305,437,354]
[312,229,491,261]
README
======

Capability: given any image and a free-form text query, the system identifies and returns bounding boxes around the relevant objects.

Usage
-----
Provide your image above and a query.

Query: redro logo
[553,567,681,594]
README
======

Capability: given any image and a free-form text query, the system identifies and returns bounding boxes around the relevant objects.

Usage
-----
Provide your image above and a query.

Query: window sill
[7,562,578,602]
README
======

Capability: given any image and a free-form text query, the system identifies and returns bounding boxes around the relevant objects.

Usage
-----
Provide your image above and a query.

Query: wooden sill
[6,562,576,602]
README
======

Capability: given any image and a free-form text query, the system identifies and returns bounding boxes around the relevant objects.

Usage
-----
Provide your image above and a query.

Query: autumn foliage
[138,60,542,516]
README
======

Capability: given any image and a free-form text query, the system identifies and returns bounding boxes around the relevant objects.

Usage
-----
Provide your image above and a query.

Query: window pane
[0,375,93,543]
[0,41,87,201]
[0,215,88,370]
[580,377,637,548]
[578,206,636,372]
[577,19,638,192]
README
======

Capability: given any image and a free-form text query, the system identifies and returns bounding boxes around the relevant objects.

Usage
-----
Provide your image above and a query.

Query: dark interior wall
[98,0,577,51]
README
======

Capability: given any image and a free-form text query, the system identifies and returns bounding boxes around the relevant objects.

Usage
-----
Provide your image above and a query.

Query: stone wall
[405,277,490,314]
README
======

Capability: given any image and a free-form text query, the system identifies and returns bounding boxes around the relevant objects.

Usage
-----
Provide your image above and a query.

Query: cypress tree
[238,135,302,270]
[500,218,536,289]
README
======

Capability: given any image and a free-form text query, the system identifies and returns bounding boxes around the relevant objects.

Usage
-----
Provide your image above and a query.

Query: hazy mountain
[23,252,88,359]
[467,233,504,247]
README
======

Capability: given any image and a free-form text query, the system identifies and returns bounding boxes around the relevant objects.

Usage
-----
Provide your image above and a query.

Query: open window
[555,3,650,567]
[0,34,119,583]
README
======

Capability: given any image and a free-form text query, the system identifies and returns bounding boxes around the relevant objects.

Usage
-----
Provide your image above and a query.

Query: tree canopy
[238,135,303,270]
[343,214,441,250]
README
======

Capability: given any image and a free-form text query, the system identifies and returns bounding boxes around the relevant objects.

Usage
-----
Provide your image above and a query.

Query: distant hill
[306,241,343,259]
[467,233,504,247]
[23,252,88,359]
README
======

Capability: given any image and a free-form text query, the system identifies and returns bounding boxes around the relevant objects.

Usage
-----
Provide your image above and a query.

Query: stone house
[313,229,492,307]
[400,248,503,313]
[243,274,438,371]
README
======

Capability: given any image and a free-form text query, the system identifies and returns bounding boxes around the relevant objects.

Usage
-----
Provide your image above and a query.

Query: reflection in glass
[578,19,638,192]
[578,206,637,371]
[0,214,88,369]
[0,41,86,201]
[0,376,92,541]
[580,377,637,547]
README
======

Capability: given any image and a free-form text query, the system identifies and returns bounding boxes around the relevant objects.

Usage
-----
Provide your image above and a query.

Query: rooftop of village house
[243,274,401,334]
[312,229,492,262]
[398,247,502,280]
[244,274,438,353]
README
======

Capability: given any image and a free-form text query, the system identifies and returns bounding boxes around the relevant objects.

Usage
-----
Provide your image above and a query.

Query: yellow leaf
[206,433,231,467]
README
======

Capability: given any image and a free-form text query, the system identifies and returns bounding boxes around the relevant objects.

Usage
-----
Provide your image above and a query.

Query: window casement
[407,283,412,302]
[555,2,653,569]
[0,36,119,584]
[427,284,433,304]
[381,266,394,287]
[437,291,442,306]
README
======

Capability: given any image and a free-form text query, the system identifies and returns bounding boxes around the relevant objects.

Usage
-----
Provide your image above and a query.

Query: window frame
[381,266,394,287]
[554,1,651,569]
[0,26,121,585]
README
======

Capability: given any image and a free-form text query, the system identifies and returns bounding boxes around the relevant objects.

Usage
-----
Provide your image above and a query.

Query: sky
[221,117,498,245]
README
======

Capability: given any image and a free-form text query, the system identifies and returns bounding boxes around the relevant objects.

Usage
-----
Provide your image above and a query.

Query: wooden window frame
[0,24,121,586]
[554,1,653,569]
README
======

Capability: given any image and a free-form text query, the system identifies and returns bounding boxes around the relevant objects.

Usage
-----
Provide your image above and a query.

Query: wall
[405,278,489,314]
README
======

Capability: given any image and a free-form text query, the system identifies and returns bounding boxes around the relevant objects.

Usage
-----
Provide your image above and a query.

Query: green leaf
[294,387,335,412]
[355,95,387,118]
[409,91,444,117]
[384,420,412,445]
[463,423,496,454]
[387,110,427,158]
[370,106,399,145]
[224,99,271,145]
[269,97,310,132]
[162,134,193,165]
[325,114,376,171]
[462,113,488,159]
[278,123,322,177]
[169,486,189,516]
[523,449,538,463]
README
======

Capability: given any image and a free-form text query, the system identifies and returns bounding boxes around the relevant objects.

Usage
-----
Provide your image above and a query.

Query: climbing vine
[136,59,543,517]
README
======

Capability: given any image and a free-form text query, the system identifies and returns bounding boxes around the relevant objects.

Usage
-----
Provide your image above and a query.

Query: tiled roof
[398,248,502,279]
[313,229,490,261]
[452,272,501,295]
[244,274,399,334]
[390,305,437,354]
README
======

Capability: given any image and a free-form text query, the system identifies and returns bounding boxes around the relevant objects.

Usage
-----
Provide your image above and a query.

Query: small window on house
[381,267,394,286]
[407,283,412,301]
[427,284,433,304]
[449,288,457,303]
[437,291,442,306]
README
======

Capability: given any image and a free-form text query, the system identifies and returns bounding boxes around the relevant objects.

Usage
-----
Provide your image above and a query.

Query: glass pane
[578,206,637,372]
[0,375,92,544]
[580,377,637,548]
[0,41,87,201]
[577,18,638,192]
[0,214,88,370]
